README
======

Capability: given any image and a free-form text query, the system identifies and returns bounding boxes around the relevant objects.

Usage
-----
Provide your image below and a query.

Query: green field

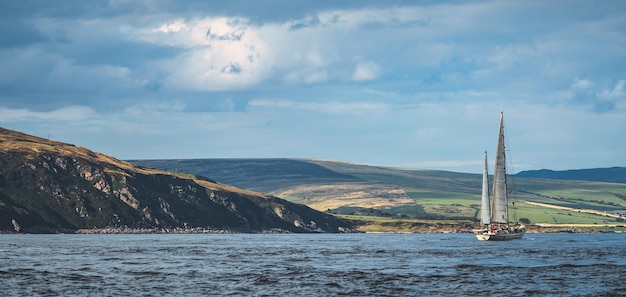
[131,158,626,228]
[300,161,626,226]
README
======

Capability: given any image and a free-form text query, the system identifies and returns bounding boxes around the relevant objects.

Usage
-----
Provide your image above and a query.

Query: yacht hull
[475,231,524,241]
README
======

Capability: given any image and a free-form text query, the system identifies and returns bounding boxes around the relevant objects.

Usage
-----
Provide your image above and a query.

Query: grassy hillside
[131,158,360,193]
[0,128,354,233]
[131,158,626,229]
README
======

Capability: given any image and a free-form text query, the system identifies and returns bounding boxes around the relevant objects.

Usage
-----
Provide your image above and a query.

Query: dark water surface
[1,233,625,296]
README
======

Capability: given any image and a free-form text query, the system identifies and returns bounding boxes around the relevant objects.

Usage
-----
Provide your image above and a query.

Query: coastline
[1,224,625,234]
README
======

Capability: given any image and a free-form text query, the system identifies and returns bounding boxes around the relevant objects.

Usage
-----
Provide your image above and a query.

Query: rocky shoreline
[0,227,311,234]
[1,224,624,234]
[75,227,304,234]
[523,225,625,234]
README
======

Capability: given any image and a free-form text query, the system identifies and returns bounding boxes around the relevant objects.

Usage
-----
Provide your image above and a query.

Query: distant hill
[131,158,626,226]
[0,128,353,233]
[516,167,626,184]
[131,158,361,193]
[131,158,493,219]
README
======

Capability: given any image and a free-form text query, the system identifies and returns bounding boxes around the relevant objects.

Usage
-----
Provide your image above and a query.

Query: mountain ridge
[130,158,626,227]
[515,167,626,184]
[0,127,353,233]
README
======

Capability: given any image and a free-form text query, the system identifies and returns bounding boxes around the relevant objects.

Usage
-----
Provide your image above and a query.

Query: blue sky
[1,0,625,173]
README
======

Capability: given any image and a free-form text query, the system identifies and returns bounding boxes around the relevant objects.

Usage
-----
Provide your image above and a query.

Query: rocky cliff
[0,127,353,233]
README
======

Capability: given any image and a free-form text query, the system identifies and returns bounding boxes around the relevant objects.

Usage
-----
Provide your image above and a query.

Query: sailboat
[475,112,525,241]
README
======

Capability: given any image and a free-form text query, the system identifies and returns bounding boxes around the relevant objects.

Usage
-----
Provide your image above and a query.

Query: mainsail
[474,112,524,241]
[480,151,490,225]
[491,112,508,224]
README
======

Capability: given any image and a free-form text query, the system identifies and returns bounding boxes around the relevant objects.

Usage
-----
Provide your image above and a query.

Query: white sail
[491,112,508,224]
[475,112,524,240]
[480,151,491,225]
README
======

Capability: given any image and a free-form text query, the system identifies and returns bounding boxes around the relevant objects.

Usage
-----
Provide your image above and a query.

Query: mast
[491,112,508,224]
[480,151,491,225]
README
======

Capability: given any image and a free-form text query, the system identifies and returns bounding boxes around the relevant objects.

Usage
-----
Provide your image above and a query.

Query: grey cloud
[0,19,47,48]
[0,0,139,19]
[221,63,243,74]
[592,101,616,113]
[205,28,245,41]
[288,17,321,30]
[69,40,181,68]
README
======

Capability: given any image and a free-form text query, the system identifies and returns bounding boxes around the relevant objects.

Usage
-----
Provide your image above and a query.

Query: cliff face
[0,128,353,233]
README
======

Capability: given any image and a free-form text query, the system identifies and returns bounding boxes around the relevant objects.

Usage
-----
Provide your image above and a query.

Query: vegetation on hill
[5,126,623,234]
[516,167,626,184]
[130,158,360,193]
[0,128,354,233]
[132,158,626,231]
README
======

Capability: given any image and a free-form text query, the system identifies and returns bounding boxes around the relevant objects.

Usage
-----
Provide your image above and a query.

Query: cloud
[593,80,625,112]
[0,18,47,48]
[352,61,382,81]
[125,17,273,91]
[0,106,94,122]
[123,101,186,116]
[248,99,388,114]
[1,1,626,172]
[571,78,593,90]
[599,80,625,99]
[119,5,472,89]
[313,5,431,30]
[11,1,623,98]
[303,70,328,84]
[408,160,484,169]
[415,127,437,140]
[414,43,454,67]
[153,19,189,34]
[554,78,625,113]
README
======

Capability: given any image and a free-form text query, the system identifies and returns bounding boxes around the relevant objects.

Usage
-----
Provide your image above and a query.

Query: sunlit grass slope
[131,158,626,227]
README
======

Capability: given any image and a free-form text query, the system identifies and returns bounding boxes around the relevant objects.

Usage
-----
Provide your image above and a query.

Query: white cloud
[153,19,189,34]
[248,99,388,114]
[415,127,437,140]
[3,1,626,171]
[414,43,454,67]
[138,15,342,89]
[487,44,539,67]
[571,78,593,89]
[352,61,381,81]
[0,106,94,122]
[120,5,475,90]
[303,70,328,84]
[115,2,617,93]
[599,80,625,99]
[305,50,328,67]
[125,17,271,91]
[123,101,186,116]
[315,6,430,30]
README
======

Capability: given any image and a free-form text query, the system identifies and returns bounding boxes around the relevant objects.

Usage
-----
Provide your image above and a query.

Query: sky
[1,0,625,173]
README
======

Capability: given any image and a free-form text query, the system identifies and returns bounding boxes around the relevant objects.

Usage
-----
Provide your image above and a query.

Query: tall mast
[491,112,508,224]
[480,151,491,225]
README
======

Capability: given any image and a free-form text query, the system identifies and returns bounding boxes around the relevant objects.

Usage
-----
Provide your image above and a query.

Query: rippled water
[1,233,625,296]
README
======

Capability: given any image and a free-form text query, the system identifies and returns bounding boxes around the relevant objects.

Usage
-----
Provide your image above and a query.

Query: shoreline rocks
[1,224,624,234]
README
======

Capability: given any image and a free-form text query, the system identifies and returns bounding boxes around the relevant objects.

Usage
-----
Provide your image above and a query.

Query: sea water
[1,233,625,296]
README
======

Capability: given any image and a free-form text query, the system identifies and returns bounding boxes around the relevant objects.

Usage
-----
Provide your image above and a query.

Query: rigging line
[503,118,521,224]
